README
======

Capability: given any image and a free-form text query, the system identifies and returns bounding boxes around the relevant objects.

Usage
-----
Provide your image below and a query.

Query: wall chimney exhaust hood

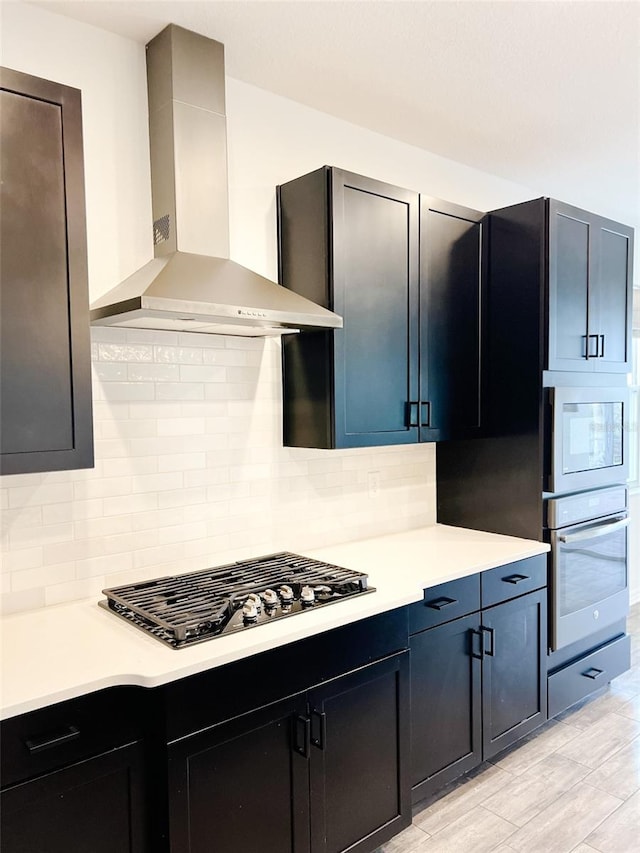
[90,25,342,337]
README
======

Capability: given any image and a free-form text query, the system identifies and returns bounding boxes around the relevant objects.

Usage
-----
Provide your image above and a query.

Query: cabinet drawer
[548,634,631,718]
[481,555,546,608]
[0,686,146,788]
[409,575,480,634]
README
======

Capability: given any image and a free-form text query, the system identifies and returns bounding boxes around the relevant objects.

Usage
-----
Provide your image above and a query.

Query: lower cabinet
[410,558,547,803]
[168,653,410,853]
[1,740,147,853]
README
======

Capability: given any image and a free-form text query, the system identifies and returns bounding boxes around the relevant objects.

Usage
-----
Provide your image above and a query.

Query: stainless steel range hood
[90,25,342,337]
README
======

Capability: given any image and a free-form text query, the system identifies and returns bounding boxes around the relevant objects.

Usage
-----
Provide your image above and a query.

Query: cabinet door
[0,67,93,475]
[419,198,484,441]
[168,695,310,853]
[410,614,482,803]
[309,652,410,853]
[481,589,547,760]
[547,200,595,372]
[331,170,420,447]
[0,741,147,853]
[591,216,633,373]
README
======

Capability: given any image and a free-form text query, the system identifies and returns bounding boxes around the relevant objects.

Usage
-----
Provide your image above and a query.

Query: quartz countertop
[0,524,549,719]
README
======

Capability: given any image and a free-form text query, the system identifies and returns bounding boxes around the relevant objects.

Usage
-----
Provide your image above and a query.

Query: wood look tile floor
[378,603,640,853]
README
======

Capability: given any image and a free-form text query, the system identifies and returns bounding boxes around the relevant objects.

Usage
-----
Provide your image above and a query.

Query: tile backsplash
[0,327,436,615]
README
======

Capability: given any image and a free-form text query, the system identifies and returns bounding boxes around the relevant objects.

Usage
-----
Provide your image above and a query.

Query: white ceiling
[25,0,640,231]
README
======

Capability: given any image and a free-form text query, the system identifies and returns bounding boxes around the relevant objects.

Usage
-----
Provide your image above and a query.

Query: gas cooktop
[99,552,374,649]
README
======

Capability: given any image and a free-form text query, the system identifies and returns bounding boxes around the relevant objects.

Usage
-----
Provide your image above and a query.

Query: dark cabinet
[0,688,148,852]
[0,67,93,475]
[409,558,547,803]
[277,167,484,448]
[168,653,410,853]
[1,741,147,853]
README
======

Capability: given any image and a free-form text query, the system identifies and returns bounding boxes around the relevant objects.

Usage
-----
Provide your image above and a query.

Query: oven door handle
[558,516,628,544]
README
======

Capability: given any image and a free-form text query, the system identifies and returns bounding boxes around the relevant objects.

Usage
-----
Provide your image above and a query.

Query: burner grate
[100,552,373,649]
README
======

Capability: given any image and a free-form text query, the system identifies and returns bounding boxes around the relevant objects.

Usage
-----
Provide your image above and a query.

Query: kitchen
[1,2,639,852]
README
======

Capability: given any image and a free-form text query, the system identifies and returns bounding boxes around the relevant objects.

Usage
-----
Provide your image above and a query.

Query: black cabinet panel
[0,67,93,474]
[481,589,547,759]
[410,614,481,801]
[168,696,310,853]
[419,199,484,440]
[596,224,632,371]
[1,741,147,853]
[408,574,480,633]
[309,653,410,853]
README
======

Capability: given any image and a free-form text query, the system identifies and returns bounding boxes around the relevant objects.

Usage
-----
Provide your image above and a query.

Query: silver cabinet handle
[559,517,628,544]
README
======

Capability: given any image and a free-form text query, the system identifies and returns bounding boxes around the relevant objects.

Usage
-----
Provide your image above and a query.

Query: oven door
[550,511,629,651]
[549,387,628,494]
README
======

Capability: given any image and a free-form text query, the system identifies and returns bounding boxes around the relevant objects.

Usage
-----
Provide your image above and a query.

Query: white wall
[1,2,637,613]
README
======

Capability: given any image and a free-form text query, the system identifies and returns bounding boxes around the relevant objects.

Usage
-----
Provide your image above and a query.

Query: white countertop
[0,524,549,719]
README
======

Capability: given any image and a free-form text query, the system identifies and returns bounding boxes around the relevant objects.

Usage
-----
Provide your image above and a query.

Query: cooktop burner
[99,552,374,649]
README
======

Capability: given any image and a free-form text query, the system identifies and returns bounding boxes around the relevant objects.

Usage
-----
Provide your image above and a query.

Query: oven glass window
[559,523,627,617]
[562,402,623,474]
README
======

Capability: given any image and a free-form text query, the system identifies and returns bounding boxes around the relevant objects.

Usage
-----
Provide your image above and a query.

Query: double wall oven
[545,385,630,652]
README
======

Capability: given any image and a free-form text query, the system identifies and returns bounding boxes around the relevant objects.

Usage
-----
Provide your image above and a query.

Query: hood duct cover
[90,24,342,336]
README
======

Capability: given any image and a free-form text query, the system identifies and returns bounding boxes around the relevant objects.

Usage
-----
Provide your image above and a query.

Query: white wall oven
[548,386,628,494]
[546,485,629,651]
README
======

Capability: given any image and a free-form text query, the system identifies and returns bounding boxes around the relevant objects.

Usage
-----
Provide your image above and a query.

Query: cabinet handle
[582,667,605,680]
[470,628,483,660]
[584,334,599,359]
[292,714,310,758]
[420,402,431,428]
[503,574,529,585]
[24,725,80,755]
[481,626,495,657]
[406,402,420,428]
[310,708,326,750]
[426,596,457,611]
[599,334,605,358]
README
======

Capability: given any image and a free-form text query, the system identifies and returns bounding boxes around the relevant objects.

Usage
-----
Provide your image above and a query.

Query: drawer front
[1,686,146,788]
[548,633,631,718]
[409,575,480,634]
[481,555,547,608]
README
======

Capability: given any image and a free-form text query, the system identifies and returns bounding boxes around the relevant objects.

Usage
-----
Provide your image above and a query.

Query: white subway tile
[13,562,76,592]
[157,418,206,437]
[92,401,130,421]
[45,577,104,606]
[226,366,261,384]
[71,499,105,521]
[1,547,43,572]
[91,327,127,344]
[154,345,203,364]
[132,542,185,570]
[43,538,104,565]
[73,477,133,500]
[74,515,132,540]
[183,468,230,488]
[1,588,46,615]
[129,507,185,531]
[157,488,207,509]
[8,482,74,508]
[9,523,74,549]
[103,530,158,555]
[225,336,264,351]
[101,457,158,477]
[156,383,205,401]
[101,383,155,402]
[98,419,157,439]
[103,493,158,516]
[1,506,43,530]
[158,522,207,545]
[131,472,184,493]
[179,364,226,382]
[182,402,228,418]
[93,361,127,381]
[76,552,133,579]
[128,363,180,382]
[202,348,247,366]
[94,438,132,459]
[99,342,153,362]
[129,402,181,419]
[205,383,255,401]
[158,453,206,472]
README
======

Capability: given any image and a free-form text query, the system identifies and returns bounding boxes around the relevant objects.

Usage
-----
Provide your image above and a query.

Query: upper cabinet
[277,167,484,449]
[490,197,633,377]
[0,68,93,475]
